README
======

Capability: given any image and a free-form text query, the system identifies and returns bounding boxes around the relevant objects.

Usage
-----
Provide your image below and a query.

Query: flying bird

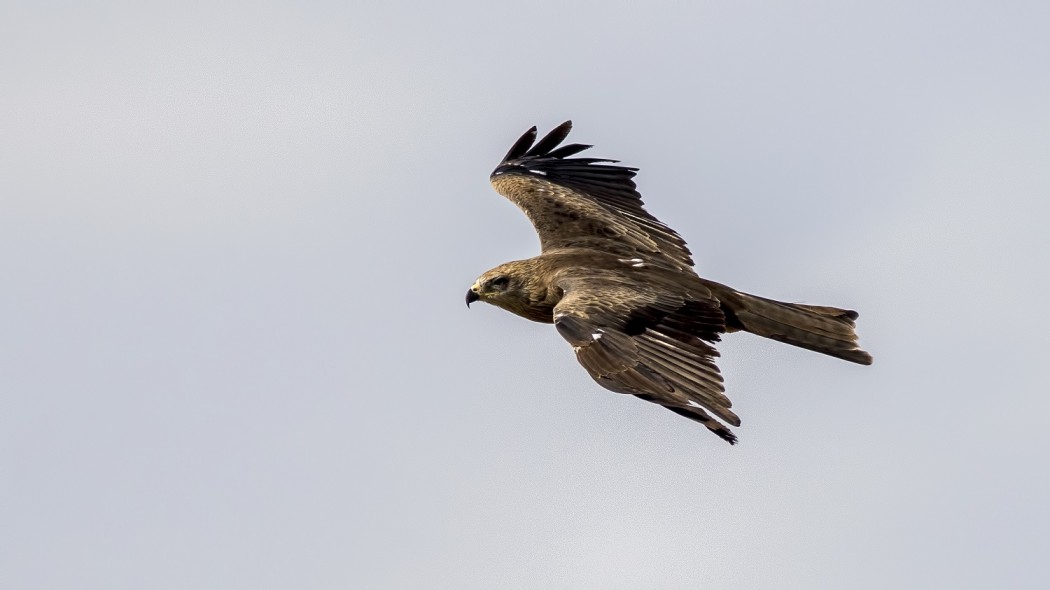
[466,121,872,444]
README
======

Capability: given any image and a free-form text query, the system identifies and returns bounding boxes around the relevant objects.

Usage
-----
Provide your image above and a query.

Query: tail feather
[714,288,873,365]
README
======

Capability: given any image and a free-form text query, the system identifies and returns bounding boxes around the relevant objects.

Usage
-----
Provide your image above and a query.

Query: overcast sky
[2,1,1049,588]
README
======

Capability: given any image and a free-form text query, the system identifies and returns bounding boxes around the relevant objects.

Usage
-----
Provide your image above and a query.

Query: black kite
[466,121,872,443]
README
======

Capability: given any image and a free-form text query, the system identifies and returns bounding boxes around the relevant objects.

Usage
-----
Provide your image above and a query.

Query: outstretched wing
[552,270,740,444]
[490,121,695,271]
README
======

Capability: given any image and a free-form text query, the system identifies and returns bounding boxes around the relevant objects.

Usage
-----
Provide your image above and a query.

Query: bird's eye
[490,276,509,290]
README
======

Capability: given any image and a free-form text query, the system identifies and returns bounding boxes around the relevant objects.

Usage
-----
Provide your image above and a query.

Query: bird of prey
[466,121,872,444]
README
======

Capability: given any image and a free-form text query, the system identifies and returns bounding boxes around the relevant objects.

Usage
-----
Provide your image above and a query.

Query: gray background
[3,1,1048,588]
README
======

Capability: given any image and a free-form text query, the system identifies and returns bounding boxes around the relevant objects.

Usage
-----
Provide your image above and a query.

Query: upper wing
[490,121,695,271]
[552,270,740,443]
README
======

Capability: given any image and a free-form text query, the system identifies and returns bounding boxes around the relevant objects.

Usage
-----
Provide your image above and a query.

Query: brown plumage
[467,121,872,444]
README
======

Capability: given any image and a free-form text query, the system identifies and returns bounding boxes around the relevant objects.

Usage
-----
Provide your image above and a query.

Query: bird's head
[466,264,527,308]
[467,260,563,322]
[467,258,562,323]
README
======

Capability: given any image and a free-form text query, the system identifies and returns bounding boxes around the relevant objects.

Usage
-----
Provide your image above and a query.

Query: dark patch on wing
[624,300,724,342]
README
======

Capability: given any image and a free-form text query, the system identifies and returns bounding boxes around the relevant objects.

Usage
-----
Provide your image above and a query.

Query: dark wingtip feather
[494,121,598,168]
[490,122,651,218]
[546,143,592,159]
[853,351,874,365]
[501,125,537,162]
[658,402,738,444]
[525,120,573,157]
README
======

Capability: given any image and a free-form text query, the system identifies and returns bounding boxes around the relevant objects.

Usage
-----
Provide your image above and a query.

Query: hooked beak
[465,288,480,307]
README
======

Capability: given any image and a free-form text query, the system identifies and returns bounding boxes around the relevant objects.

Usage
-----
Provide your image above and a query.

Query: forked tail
[714,287,873,365]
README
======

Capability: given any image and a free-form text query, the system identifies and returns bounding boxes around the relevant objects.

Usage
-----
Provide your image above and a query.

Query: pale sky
[2,1,1049,588]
